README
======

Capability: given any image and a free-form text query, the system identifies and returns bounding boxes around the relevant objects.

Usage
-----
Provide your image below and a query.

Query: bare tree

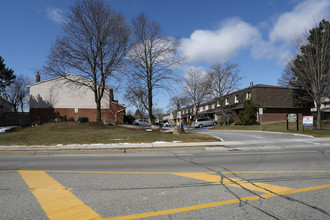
[167,94,190,112]
[278,61,298,87]
[126,12,185,124]
[183,67,209,116]
[291,19,329,129]
[206,62,244,123]
[42,0,130,122]
[124,86,147,118]
[6,75,30,112]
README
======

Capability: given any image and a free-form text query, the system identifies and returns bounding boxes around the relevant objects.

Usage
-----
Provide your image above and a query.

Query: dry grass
[0,122,219,146]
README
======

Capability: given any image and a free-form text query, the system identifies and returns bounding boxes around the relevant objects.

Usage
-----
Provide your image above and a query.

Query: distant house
[180,84,312,124]
[311,98,330,120]
[27,73,125,124]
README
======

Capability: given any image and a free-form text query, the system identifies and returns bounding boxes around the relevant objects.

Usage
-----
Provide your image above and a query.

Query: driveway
[192,128,313,141]
[189,127,329,149]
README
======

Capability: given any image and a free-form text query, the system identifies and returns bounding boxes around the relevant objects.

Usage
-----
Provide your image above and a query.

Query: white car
[193,118,218,128]
[163,122,176,127]
[132,119,151,126]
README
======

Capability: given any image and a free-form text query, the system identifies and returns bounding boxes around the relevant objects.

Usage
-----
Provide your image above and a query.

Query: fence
[0,112,30,126]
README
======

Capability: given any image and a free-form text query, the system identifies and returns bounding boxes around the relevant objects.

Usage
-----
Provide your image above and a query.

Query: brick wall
[30,104,125,124]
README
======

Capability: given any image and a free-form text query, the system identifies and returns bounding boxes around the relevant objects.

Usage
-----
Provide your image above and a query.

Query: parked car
[163,121,176,127]
[193,117,218,128]
[155,123,163,128]
[132,119,151,126]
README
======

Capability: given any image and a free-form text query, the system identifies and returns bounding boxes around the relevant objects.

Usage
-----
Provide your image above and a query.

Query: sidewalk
[1,137,329,154]
[0,141,223,151]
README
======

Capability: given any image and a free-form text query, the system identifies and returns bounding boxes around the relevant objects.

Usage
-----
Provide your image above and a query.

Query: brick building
[180,84,312,124]
[28,73,125,124]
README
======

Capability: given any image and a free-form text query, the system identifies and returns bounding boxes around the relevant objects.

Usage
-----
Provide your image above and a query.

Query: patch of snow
[0,126,19,133]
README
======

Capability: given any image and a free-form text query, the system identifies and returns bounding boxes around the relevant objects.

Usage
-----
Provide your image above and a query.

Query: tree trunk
[148,88,155,124]
[96,100,102,122]
[316,102,321,129]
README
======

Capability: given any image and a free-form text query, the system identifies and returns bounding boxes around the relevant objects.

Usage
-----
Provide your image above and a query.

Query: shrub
[238,98,260,125]
[219,121,224,126]
[76,116,89,123]
[228,117,234,125]
[233,120,243,125]
[124,114,135,124]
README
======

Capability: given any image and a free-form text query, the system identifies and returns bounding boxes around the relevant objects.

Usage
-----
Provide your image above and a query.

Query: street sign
[177,111,181,119]
[303,116,313,126]
[259,108,263,115]
[287,114,297,122]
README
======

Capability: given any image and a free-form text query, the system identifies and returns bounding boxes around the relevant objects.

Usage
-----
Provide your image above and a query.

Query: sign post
[287,113,298,131]
[259,108,263,131]
[302,116,313,132]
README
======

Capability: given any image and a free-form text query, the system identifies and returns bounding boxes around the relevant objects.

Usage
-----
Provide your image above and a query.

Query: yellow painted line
[44,170,215,174]
[172,173,293,193]
[221,170,330,174]
[105,184,330,220]
[172,172,221,183]
[220,177,293,193]
[18,170,101,220]
[16,170,330,220]
[42,170,330,174]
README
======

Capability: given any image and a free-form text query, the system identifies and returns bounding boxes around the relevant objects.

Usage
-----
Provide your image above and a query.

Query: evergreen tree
[291,19,330,129]
[0,56,16,94]
[238,99,260,125]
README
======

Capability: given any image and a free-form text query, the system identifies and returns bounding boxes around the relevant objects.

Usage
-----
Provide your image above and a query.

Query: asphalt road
[190,127,314,141]
[1,137,330,219]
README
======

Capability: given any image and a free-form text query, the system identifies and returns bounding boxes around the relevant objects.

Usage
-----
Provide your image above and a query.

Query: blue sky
[1,0,329,112]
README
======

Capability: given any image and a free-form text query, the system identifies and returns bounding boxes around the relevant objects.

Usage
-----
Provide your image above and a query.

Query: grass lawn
[0,122,219,146]
[214,121,330,137]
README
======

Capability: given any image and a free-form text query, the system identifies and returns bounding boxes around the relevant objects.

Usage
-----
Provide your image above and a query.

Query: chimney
[109,88,114,101]
[36,72,40,83]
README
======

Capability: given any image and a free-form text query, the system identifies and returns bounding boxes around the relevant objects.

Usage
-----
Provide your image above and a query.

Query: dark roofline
[229,84,296,95]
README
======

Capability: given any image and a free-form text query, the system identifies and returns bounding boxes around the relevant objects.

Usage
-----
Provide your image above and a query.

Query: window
[235,95,239,103]
[225,98,229,105]
[211,104,215,109]
[205,105,209,110]
[246,92,251,100]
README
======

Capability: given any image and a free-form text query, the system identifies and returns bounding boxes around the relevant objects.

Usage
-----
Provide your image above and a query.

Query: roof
[230,84,296,94]
[27,73,113,91]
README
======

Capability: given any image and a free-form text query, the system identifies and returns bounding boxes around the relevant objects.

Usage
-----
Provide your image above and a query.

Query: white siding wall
[29,75,110,109]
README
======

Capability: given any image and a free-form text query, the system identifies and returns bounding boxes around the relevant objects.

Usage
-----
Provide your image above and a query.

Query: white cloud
[178,0,329,66]
[179,18,261,63]
[269,0,330,44]
[46,7,66,24]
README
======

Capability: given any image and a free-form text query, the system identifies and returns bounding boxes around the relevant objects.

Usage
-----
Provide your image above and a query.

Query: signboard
[287,114,297,122]
[259,108,263,115]
[303,116,313,126]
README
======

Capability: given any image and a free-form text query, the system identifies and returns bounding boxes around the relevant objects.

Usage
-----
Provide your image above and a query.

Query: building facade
[180,84,312,124]
[28,73,125,124]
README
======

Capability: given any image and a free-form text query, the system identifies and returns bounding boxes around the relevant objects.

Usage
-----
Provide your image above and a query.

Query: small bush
[124,114,135,124]
[238,98,260,125]
[233,120,243,125]
[228,117,234,125]
[76,116,89,123]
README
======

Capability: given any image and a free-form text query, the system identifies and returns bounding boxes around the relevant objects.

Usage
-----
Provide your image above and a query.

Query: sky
[1,0,329,112]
